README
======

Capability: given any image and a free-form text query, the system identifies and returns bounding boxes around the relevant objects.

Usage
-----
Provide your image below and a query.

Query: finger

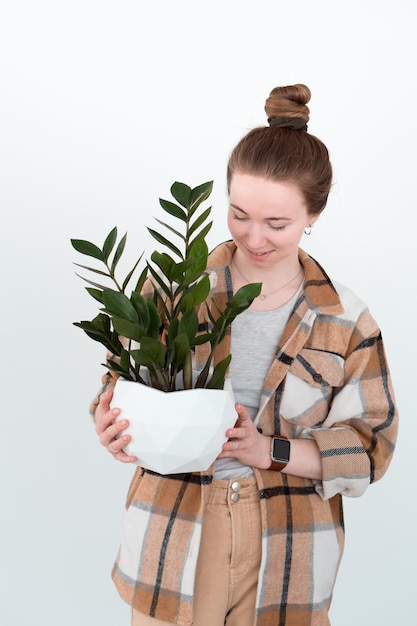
[99,389,113,410]
[220,438,241,454]
[108,433,130,454]
[95,407,121,435]
[225,426,247,440]
[100,419,129,447]
[235,403,251,422]
[110,448,138,464]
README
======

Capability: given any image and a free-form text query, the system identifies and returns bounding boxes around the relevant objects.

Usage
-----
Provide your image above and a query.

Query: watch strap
[269,458,288,472]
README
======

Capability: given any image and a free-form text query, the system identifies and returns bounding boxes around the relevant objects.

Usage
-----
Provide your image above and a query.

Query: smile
[247,249,272,258]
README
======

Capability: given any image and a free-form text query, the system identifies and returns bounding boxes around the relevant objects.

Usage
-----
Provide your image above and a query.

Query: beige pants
[132,477,262,626]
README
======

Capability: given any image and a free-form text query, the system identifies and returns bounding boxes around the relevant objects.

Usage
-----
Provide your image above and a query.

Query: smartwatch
[270,436,291,472]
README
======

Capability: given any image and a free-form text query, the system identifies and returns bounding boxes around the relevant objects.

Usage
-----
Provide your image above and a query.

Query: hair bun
[265,84,311,127]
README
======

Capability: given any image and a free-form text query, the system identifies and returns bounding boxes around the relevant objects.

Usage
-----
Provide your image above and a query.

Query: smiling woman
[228,174,315,310]
[90,83,398,626]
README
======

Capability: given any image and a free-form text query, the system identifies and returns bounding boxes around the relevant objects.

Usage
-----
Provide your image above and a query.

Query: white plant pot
[111,377,237,474]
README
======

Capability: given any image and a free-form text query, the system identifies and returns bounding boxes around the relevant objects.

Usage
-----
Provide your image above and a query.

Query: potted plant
[71,180,261,473]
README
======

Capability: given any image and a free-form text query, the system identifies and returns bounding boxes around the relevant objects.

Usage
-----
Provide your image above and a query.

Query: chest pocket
[280,349,345,426]
[291,348,345,388]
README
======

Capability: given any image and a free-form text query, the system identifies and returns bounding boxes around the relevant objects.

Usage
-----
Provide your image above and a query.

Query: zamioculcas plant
[71,181,261,392]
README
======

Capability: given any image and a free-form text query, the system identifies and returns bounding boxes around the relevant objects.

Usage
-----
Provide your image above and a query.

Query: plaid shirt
[92,241,398,625]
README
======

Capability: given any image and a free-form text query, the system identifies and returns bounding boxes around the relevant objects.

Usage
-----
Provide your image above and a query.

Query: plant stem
[105,261,123,292]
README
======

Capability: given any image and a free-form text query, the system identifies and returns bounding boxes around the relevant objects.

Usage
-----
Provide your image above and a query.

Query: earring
[304,224,313,236]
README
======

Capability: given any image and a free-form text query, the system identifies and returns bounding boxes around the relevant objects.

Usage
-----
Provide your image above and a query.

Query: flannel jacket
[91,241,398,625]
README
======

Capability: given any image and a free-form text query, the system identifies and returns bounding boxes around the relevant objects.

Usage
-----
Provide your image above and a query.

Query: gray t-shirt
[214,293,298,479]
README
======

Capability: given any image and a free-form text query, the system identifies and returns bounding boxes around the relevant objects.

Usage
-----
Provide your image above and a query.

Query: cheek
[271,227,304,248]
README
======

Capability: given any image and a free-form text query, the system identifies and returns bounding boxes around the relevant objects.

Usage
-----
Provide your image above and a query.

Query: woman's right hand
[95,389,138,463]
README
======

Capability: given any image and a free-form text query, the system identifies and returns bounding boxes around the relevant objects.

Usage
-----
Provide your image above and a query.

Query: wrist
[269,435,291,472]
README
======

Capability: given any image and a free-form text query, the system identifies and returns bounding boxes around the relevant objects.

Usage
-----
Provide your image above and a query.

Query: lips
[247,249,273,260]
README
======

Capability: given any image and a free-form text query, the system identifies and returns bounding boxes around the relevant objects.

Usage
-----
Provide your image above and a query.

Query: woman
[91,84,398,625]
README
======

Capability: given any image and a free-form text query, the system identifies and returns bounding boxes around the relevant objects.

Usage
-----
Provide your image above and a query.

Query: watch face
[272,437,291,463]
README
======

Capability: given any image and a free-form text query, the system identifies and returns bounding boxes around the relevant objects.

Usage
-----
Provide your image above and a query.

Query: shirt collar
[208,241,344,317]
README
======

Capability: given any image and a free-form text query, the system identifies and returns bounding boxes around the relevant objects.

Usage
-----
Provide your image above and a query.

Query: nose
[245,224,267,249]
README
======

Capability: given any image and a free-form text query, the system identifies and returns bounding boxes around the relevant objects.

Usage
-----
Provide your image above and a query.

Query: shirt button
[230,492,240,503]
[231,481,241,492]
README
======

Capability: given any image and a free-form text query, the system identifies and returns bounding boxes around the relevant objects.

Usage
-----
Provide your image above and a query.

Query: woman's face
[228,172,317,269]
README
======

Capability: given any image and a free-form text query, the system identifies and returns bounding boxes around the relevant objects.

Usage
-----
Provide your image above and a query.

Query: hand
[95,389,137,463]
[218,404,271,470]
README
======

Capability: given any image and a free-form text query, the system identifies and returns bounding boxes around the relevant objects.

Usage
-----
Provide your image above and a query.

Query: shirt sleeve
[89,368,118,419]
[310,327,398,500]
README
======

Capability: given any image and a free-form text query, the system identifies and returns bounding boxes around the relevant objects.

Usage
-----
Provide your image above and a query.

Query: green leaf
[74,273,111,291]
[190,180,213,207]
[188,222,213,249]
[90,312,111,333]
[171,182,191,208]
[86,287,103,303]
[173,241,208,294]
[122,252,145,293]
[186,238,208,277]
[205,355,232,389]
[147,228,183,259]
[178,275,210,313]
[130,291,150,329]
[105,358,133,380]
[73,317,121,355]
[192,332,212,346]
[102,227,118,262]
[148,281,171,322]
[177,308,199,343]
[110,232,127,273]
[146,264,173,301]
[102,290,138,322]
[119,348,132,374]
[72,262,111,278]
[158,198,187,222]
[146,298,162,339]
[173,332,190,368]
[131,337,165,367]
[188,207,212,238]
[153,218,186,243]
[112,317,145,342]
[133,265,149,294]
[150,251,176,280]
[229,283,262,306]
[188,237,208,258]
[71,239,104,262]
[167,316,179,343]
[169,261,188,284]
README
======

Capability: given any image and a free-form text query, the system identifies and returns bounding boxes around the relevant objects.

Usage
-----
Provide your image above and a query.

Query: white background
[1,1,415,624]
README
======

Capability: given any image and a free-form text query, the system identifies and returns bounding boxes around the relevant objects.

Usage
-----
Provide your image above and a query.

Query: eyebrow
[230,204,292,222]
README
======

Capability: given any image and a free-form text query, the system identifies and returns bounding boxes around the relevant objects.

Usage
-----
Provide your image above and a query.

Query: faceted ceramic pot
[111,378,237,475]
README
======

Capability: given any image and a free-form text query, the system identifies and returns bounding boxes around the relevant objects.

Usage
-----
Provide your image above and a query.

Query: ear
[306,213,321,227]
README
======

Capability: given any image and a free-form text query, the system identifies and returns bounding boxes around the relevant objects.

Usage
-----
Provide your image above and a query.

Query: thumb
[235,403,251,422]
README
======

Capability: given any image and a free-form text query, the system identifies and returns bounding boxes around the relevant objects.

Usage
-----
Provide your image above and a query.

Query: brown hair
[227,84,332,215]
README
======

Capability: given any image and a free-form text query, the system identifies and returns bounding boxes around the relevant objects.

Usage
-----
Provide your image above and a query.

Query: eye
[268,223,287,231]
[231,212,248,222]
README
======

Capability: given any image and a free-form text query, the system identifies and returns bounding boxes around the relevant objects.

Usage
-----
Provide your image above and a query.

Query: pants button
[230,492,240,503]
[231,481,241,492]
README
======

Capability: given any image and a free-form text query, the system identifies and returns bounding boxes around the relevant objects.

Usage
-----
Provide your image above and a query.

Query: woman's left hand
[218,404,271,470]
